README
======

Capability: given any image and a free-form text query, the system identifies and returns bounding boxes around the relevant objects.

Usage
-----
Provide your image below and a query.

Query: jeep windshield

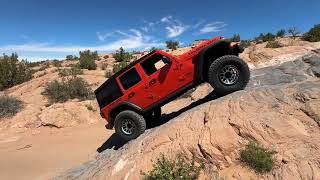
[94,77,123,109]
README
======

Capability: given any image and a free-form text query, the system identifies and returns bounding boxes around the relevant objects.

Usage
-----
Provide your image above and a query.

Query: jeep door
[140,53,190,106]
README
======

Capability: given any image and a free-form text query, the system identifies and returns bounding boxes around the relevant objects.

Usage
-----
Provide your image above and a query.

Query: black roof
[94,50,156,94]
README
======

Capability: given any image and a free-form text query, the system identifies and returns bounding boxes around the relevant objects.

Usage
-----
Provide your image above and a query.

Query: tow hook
[105,123,113,129]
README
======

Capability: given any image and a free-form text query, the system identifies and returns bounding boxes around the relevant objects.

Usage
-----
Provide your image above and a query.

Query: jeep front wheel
[207,55,250,95]
[114,110,146,141]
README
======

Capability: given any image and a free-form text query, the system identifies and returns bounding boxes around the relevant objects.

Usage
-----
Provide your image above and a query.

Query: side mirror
[162,56,172,64]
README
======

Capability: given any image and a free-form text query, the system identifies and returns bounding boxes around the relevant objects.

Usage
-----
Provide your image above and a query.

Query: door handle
[128,92,135,99]
[147,94,153,99]
[173,65,179,70]
[179,77,185,81]
[145,79,156,88]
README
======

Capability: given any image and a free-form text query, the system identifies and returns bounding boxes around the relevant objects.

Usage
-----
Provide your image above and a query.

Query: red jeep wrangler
[95,36,250,141]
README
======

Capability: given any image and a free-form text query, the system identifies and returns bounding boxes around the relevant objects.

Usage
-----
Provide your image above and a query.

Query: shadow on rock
[97,133,128,153]
[97,90,223,153]
[147,90,223,129]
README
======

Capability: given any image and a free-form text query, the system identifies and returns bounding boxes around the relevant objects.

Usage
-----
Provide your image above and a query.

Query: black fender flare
[193,39,243,84]
[108,101,143,124]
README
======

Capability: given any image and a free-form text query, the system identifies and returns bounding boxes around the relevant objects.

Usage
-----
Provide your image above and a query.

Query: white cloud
[199,22,227,34]
[161,15,186,38]
[96,32,114,41]
[141,26,149,32]
[0,30,165,54]
[161,16,172,23]
[20,56,65,61]
[166,26,185,38]
[193,19,205,29]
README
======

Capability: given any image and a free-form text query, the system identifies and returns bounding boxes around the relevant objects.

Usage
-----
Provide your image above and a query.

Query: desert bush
[0,96,23,118]
[265,41,282,48]
[166,40,179,50]
[105,70,113,78]
[27,61,42,67]
[85,104,96,111]
[58,66,83,77]
[101,63,107,70]
[276,29,286,37]
[0,53,32,91]
[43,77,93,103]
[52,60,62,67]
[38,61,50,71]
[113,47,133,62]
[230,34,241,42]
[255,33,275,43]
[113,61,129,73]
[240,141,275,173]
[303,24,320,42]
[141,153,203,180]
[288,27,300,39]
[179,88,195,100]
[150,47,159,51]
[66,55,78,61]
[103,55,109,59]
[79,50,97,70]
[240,40,251,48]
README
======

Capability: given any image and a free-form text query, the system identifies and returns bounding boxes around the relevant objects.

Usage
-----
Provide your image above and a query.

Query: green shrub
[262,33,275,42]
[27,61,42,67]
[276,29,286,37]
[150,47,159,51]
[101,63,107,70]
[230,34,241,42]
[113,47,133,62]
[113,61,129,73]
[240,142,275,173]
[58,66,83,77]
[79,50,97,70]
[0,53,32,91]
[179,88,195,100]
[240,40,251,48]
[66,55,78,61]
[141,153,203,180]
[43,77,93,103]
[38,61,50,71]
[265,41,282,48]
[105,71,113,78]
[166,40,179,50]
[255,33,275,43]
[0,96,23,118]
[303,24,320,42]
[85,104,96,111]
[52,60,62,67]
[288,27,300,39]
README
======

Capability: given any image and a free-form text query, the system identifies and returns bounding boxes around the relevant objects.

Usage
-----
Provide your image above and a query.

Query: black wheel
[114,110,146,141]
[207,55,250,95]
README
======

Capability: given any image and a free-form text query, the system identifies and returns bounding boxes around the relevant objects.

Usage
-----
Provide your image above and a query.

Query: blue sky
[0,0,319,61]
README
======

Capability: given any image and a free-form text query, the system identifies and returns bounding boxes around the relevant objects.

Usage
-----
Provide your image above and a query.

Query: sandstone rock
[39,100,100,128]
[57,52,320,180]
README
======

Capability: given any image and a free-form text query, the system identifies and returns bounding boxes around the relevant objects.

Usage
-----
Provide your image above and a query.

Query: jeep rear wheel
[114,110,146,141]
[207,55,250,95]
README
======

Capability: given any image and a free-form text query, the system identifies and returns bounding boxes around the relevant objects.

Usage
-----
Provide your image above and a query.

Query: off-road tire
[207,55,250,95]
[114,110,146,141]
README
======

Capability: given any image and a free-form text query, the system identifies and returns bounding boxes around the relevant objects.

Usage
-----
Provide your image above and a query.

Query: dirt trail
[0,121,112,180]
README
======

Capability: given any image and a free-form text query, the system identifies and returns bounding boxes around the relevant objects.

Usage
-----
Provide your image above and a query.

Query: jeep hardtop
[95,36,250,140]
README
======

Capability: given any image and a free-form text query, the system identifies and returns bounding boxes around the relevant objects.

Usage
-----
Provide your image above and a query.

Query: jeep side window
[119,67,141,90]
[141,54,170,76]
